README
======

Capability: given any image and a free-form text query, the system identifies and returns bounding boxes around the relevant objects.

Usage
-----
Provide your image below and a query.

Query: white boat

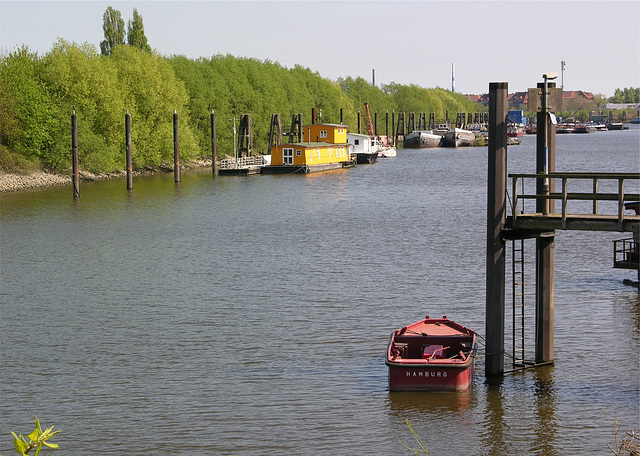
[442,128,475,147]
[347,133,378,164]
[373,135,397,158]
[403,130,443,148]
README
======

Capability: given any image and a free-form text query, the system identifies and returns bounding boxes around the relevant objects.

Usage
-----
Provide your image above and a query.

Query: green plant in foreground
[398,419,429,455]
[7,417,60,456]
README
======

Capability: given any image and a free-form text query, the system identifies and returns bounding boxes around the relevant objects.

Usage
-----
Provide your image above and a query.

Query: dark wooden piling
[173,111,180,182]
[71,108,80,197]
[126,112,133,189]
[385,111,389,138]
[237,114,253,157]
[340,108,344,125]
[211,111,218,177]
[357,111,361,134]
[311,108,316,125]
[391,112,396,143]
[535,81,556,365]
[374,112,378,136]
[486,82,508,376]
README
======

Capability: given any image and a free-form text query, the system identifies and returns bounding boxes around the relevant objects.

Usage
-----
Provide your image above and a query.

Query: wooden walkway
[506,172,639,233]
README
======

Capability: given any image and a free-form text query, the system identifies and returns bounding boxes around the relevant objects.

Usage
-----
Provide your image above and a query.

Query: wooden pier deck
[506,172,639,233]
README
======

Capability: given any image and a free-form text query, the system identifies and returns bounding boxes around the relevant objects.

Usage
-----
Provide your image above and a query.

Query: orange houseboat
[262,123,356,174]
[386,316,477,391]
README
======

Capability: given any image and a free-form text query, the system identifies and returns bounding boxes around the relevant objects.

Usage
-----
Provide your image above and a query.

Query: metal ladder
[512,238,526,368]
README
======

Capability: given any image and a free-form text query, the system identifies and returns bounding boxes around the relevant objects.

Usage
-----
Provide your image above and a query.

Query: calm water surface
[1,126,639,455]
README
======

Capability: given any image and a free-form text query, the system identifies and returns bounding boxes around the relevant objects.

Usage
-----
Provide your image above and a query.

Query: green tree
[127,8,151,53]
[111,45,197,167]
[0,46,59,170]
[42,39,125,172]
[100,6,125,56]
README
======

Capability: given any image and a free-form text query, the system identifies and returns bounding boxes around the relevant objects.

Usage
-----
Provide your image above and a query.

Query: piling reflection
[532,365,558,455]
[482,376,509,456]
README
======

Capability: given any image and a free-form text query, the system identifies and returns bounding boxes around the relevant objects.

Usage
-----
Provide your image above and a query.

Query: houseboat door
[283,147,293,165]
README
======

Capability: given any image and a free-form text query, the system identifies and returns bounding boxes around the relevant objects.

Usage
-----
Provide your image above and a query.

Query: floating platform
[261,161,355,174]
[218,165,263,176]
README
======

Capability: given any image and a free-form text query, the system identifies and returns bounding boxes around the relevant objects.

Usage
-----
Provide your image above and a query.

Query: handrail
[218,155,267,169]
[509,172,640,230]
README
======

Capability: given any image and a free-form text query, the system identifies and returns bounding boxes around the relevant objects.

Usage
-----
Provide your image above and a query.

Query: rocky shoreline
[0,160,213,193]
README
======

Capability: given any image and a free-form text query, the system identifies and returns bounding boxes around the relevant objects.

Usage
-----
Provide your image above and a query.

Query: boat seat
[422,344,446,359]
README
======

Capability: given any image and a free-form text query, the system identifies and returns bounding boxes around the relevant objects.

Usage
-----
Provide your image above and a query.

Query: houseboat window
[320,130,327,138]
[354,139,360,146]
[283,148,293,165]
[296,150,301,156]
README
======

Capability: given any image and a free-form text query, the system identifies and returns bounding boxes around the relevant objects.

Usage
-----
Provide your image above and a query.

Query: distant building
[605,103,640,110]
[467,90,597,111]
[508,92,529,110]
[562,90,595,110]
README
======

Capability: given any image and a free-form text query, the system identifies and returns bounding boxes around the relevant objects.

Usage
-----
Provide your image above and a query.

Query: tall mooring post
[71,108,80,198]
[486,82,508,376]
[535,77,557,364]
[237,114,253,157]
[173,110,180,183]
[126,111,133,189]
[211,111,218,177]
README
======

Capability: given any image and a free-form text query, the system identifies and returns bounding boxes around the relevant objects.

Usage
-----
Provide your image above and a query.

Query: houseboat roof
[303,123,349,128]
[278,141,347,147]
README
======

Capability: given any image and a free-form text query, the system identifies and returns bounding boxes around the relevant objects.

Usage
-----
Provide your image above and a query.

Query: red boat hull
[386,316,477,392]
[387,362,475,391]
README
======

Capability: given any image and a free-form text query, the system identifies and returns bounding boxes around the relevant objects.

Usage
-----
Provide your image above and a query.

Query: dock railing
[509,172,640,231]
[218,155,267,169]
[613,237,639,269]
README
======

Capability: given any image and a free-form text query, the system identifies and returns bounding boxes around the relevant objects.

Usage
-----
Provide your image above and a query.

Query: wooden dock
[506,172,639,233]
[485,81,639,378]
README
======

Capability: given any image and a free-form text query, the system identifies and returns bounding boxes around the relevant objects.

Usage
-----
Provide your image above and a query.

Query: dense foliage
[609,87,640,104]
[0,41,484,173]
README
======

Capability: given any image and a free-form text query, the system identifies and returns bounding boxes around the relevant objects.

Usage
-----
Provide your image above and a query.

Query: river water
[1,126,638,455]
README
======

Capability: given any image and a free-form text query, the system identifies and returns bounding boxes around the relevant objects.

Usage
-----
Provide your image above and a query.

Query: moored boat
[347,132,378,164]
[442,128,475,147]
[574,123,596,133]
[607,122,625,130]
[403,130,443,148]
[507,123,525,137]
[386,316,477,391]
[556,122,575,134]
[372,135,396,158]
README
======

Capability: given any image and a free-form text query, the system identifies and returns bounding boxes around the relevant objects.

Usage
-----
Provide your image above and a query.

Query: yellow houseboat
[262,123,356,174]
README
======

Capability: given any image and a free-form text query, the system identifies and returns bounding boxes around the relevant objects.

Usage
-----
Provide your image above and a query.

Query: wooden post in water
[385,111,389,138]
[340,108,344,125]
[211,111,218,177]
[357,110,361,134]
[486,82,508,377]
[535,81,556,365]
[374,111,378,136]
[71,108,80,197]
[391,112,395,144]
[173,110,180,183]
[126,111,133,190]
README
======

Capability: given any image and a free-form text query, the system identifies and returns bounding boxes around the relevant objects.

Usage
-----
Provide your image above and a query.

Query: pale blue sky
[1,0,639,97]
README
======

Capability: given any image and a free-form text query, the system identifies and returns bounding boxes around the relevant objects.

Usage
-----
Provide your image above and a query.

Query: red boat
[386,316,477,392]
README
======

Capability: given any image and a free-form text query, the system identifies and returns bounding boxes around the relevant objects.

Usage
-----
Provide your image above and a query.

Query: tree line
[0,44,482,174]
[0,6,482,174]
